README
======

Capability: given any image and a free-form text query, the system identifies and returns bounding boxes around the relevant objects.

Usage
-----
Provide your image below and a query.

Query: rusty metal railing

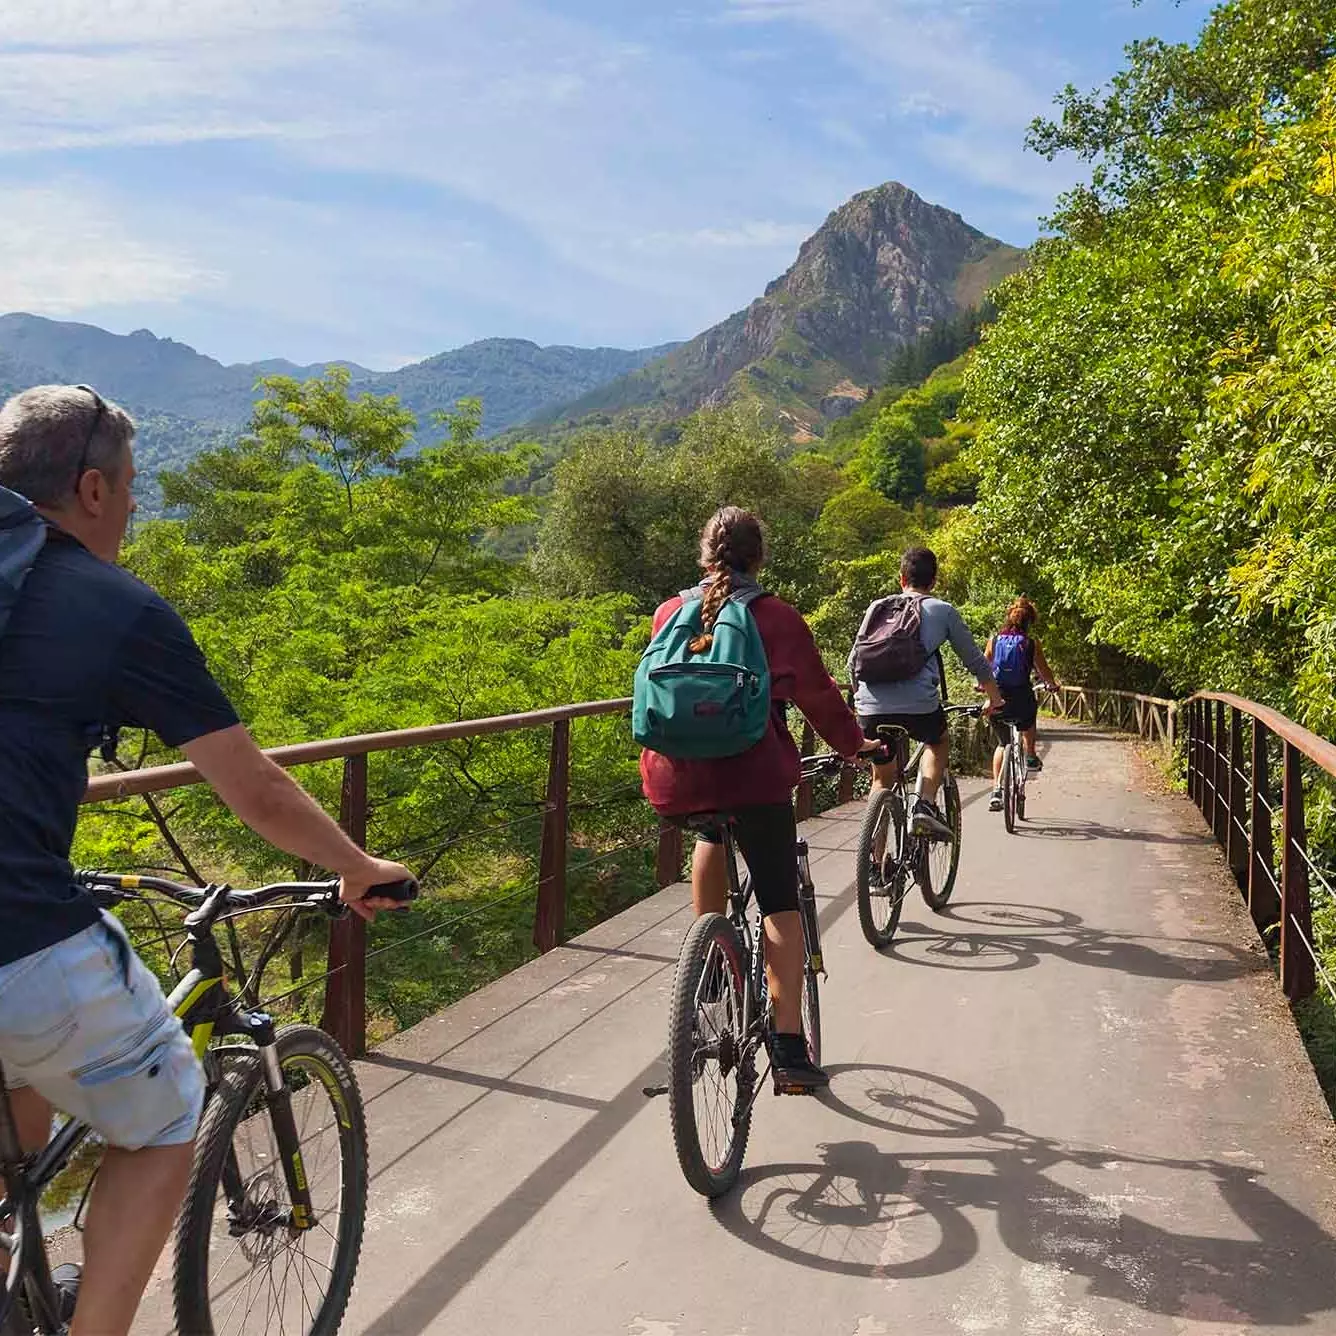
[1186,693,1336,1005]
[1046,685,1178,747]
[81,695,859,1057]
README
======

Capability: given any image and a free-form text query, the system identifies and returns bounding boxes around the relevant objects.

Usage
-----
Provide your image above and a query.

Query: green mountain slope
[537,183,1025,439]
[0,315,676,440]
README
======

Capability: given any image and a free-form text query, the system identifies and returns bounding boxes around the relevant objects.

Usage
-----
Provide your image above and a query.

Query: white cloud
[0,184,217,312]
[0,0,341,46]
[634,221,813,251]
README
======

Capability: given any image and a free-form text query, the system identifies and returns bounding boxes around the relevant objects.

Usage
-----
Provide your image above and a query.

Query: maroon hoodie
[639,591,865,816]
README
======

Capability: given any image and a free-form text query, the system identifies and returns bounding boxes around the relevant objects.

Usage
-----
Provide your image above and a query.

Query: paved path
[148,723,1336,1334]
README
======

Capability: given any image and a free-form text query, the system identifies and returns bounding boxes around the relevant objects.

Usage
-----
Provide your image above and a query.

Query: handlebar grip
[868,745,895,766]
[369,877,419,904]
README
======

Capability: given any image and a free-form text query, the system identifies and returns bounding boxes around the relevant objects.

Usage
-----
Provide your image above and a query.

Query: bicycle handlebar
[798,753,846,780]
[76,870,420,914]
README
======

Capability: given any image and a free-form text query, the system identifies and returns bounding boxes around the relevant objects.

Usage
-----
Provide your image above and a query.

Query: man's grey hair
[0,384,135,506]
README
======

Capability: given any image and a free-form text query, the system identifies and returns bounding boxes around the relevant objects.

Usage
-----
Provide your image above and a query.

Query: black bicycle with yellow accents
[0,870,415,1336]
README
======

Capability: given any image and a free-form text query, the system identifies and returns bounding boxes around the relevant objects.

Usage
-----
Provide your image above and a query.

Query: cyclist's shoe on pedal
[1026,755,1043,772]
[988,788,1003,812]
[910,797,952,841]
[770,1032,829,1094]
[52,1263,81,1322]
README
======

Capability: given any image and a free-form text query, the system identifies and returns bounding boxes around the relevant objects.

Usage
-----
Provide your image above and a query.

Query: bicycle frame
[0,894,320,1334]
[710,819,825,1125]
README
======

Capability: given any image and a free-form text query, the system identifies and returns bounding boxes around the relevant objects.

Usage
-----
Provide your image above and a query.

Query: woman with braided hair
[641,507,880,1090]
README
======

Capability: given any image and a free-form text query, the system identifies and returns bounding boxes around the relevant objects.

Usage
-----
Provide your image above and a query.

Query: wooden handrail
[1191,691,1336,779]
[82,698,634,803]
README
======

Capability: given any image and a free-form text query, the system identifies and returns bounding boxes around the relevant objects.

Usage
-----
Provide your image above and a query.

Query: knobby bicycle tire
[1003,750,1017,835]
[855,786,908,949]
[174,1024,368,1336]
[668,913,752,1198]
[919,775,962,910]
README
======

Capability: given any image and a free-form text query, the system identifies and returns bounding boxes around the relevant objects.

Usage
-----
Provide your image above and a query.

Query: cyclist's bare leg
[1023,725,1038,759]
[1,1087,51,1272]
[919,739,949,804]
[991,745,1005,786]
[762,910,804,1034]
[870,757,902,862]
[71,1140,193,1336]
[691,839,728,917]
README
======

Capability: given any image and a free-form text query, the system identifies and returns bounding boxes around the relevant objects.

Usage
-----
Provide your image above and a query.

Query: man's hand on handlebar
[851,738,894,766]
[340,855,418,921]
[976,680,1006,714]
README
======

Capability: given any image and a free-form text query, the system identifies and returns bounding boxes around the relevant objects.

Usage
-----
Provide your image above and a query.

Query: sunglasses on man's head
[72,384,105,493]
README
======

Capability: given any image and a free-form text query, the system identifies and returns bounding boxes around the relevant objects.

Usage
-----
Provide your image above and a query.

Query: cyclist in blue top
[986,596,1059,812]
[0,386,413,1336]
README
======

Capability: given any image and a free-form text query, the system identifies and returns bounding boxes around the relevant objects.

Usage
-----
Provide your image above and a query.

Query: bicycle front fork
[796,840,824,976]
[223,1015,316,1234]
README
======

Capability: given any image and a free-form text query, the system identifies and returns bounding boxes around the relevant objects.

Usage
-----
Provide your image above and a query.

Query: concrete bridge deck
[147,723,1336,1334]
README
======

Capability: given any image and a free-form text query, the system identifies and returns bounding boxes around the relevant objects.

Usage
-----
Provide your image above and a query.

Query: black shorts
[858,708,948,747]
[991,687,1038,744]
[691,802,798,917]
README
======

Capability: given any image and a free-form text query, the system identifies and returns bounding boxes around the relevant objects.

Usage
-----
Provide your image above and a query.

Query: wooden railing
[1047,685,1178,747]
[1186,693,1336,1004]
[81,696,858,1058]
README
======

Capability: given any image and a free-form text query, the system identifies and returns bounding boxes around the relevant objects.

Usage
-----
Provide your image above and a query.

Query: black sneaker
[910,798,952,841]
[52,1263,81,1322]
[988,788,1003,812]
[1026,755,1043,772]
[770,1032,829,1093]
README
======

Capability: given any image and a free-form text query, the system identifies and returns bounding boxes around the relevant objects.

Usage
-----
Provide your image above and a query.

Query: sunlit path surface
[137,722,1336,1335]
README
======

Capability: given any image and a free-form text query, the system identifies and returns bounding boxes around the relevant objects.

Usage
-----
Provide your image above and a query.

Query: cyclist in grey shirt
[848,547,1003,838]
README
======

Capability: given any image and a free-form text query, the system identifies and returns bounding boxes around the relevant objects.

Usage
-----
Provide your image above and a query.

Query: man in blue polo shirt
[0,385,413,1336]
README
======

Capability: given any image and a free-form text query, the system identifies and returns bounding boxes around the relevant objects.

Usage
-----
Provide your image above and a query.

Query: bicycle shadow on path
[884,900,1259,984]
[710,1065,1336,1327]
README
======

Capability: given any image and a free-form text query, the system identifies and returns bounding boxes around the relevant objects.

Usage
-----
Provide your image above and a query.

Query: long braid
[688,507,764,653]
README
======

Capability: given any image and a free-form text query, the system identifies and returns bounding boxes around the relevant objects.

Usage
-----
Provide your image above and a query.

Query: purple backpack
[851,595,929,684]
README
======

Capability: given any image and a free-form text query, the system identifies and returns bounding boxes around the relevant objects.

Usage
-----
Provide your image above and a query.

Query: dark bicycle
[854,703,984,949]
[666,752,842,1199]
[0,870,415,1336]
[998,685,1053,834]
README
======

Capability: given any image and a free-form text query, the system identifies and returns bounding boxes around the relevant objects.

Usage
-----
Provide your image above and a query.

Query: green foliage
[966,0,1336,726]
[531,404,835,613]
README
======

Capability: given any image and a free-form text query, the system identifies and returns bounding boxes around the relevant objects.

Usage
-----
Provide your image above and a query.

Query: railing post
[794,722,816,823]
[1202,700,1215,826]
[656,820,683,889]
[534,719,570,953]
[323,752,368,1058]
[1226,707,1248,890]
[1213,700,1230,849]
[1188,699,1200,805]
[1280,741,1315,1002]
[837,762,856,806]
[1248,718,1279,931]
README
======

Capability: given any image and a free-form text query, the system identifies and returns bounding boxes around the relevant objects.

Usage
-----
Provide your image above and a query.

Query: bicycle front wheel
[919,775,962,910]
[856,787,909,949]
[668,912,752,1198]
[174,1024,368,1336]
[1003,750,1017,834]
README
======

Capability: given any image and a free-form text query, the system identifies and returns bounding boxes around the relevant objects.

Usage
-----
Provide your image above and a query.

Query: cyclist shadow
[885,901,1259,984]
[1010,816,1211,846]
[710,1065,1336,1325]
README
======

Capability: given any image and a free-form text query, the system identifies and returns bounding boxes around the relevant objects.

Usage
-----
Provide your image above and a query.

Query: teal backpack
[632,582,771,759]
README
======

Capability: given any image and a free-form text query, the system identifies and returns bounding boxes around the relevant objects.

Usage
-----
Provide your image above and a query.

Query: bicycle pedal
[773,1082,819,1096]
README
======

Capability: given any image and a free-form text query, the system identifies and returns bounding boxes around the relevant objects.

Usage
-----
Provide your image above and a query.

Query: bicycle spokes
[691,940,749,1173]
[204,1059,348,1336]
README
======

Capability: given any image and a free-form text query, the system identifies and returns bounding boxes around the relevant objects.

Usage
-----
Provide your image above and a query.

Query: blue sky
[0,0,1211,369]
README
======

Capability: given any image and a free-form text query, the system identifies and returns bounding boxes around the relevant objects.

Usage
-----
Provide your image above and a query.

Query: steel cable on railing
[253,830,661,1011]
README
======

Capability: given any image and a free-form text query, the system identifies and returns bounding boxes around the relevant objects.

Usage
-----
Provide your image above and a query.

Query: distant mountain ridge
[0,314,677,440]
[536,183,1026,439]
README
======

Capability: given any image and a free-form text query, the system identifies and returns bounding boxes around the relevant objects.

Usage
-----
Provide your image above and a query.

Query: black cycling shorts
[858,708,948,747]
[692,802,799,917]
[991,686,1039,744]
